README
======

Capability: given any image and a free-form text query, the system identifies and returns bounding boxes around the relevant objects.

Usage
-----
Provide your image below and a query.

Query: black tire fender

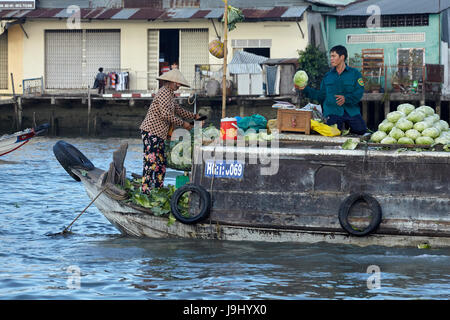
[338,193,382,236]
[53,140,94,182]
[170,183,211,224]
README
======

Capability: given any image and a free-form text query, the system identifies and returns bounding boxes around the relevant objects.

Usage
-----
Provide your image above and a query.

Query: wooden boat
[53,135,450,248]
[0,123,49,157]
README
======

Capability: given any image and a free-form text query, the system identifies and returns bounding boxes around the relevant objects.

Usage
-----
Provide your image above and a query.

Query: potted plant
[391,72,412,93]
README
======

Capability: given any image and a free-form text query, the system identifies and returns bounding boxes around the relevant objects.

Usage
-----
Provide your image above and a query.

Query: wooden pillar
[33,112,37,129]
[362,101,368,125]
[384,99,390,119]
[87,87,91,136]
[93,114,98,136]
[221,0,228,119]
[436,96,441,117]
[374,101,380,126]
[17,97,22,130]
[50,110,55,136]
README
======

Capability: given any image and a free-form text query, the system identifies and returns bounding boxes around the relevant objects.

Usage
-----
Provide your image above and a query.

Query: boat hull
[192,145,450,238]
[75,141,450,249]
[0,130,34,156]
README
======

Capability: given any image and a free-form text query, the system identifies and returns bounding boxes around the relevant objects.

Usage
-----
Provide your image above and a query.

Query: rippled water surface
[0,137,449,300]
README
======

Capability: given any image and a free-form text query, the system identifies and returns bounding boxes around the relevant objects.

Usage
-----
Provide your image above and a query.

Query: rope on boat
[47,187,107,236]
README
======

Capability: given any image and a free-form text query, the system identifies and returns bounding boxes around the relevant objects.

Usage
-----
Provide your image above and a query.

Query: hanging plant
[222,5,244,32]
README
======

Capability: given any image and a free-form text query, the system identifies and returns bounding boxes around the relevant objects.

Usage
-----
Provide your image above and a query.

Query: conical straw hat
[156,69,190,87]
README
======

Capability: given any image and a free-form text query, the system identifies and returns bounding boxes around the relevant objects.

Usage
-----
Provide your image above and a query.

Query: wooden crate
[277,109,312,134]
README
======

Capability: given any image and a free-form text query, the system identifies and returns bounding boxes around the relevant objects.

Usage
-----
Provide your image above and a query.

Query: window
[397,48,425,81]
[0,31,7,89]
[337,14,429,29]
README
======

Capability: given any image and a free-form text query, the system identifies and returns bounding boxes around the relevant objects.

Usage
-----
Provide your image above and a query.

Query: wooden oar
[46,187,106,236]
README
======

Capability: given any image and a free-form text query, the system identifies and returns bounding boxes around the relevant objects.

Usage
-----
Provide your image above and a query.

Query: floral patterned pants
[141,131,167,194]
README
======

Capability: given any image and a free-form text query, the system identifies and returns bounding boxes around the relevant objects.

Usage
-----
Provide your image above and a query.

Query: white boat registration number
[204,160,244,179]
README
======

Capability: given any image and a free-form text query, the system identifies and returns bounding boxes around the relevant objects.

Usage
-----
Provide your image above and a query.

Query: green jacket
[303,65,365,118]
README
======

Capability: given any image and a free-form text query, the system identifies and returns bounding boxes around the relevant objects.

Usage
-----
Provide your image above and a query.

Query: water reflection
[0,138,449,299]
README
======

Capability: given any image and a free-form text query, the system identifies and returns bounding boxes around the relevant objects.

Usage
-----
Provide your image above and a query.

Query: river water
[0,137,449,300]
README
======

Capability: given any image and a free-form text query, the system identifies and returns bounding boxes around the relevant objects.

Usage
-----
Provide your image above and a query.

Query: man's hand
[294,84,306,91]
[335,95,345,106]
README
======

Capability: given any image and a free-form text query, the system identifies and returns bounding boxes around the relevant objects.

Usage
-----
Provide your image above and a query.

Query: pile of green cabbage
[370,103,450,146]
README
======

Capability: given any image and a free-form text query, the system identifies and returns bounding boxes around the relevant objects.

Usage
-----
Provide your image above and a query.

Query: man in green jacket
[295,45,367,135]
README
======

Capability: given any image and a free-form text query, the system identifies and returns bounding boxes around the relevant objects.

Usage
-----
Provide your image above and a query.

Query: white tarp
[229,51,268,75]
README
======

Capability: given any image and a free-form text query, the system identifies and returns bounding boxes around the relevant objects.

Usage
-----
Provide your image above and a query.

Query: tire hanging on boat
[170,184,211,224]
[53,140,95,182]
[338,193,382,236]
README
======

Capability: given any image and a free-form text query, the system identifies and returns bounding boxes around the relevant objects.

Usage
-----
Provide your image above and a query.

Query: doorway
[159,29,179,72]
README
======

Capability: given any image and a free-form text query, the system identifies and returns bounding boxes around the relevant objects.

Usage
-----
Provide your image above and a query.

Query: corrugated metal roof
[111,8,140,19]
[0,6,308,21]
[229,51,268,74]
[333,0,450,16]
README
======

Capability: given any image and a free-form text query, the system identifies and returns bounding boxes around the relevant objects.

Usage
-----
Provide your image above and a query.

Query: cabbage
[380,136,397,144]
[439,120,449,131]
[413,121,431,132]
[397,137,415,145]
[397,103,415,115]
[378,121,394,133]
[170,142,192,165]
[203,126,220,140]
[415,136,434,145]
[387,111,405,123]
[245,132,259,141]
[435,136,450,145]
[421,127,440,139]
[423,118,436,127]
[406,110,425,123]
[388,127,405,140]
[258,131,273,141]
[416,106,435,116]
[293,70,308,88]
[370,131,387,143]
[432,122,443,133]
[405,129,421,141]
[395,118,413,131]
[424,114,440,124]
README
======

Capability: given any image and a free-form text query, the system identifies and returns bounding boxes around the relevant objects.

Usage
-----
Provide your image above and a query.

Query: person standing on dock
[96,67,107,95]
[295,45,368,135]
[139,69,202,194]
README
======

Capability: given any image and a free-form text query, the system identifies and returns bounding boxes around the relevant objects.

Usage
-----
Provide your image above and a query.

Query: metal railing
[349,64,443,94]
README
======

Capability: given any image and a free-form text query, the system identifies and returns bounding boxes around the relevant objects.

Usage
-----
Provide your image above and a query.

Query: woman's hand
[183,121,193,131]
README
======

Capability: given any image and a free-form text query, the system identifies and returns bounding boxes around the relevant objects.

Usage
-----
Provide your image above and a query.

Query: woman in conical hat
[139,69,202,194]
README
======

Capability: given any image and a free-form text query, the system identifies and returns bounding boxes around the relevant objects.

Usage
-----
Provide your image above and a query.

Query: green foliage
[297,45,329,90]
[222,6,244,31]
[121,178,191,225]
[123,178,175,217]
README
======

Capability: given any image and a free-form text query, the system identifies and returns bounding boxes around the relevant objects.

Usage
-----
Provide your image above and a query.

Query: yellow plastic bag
[310,119,341,137]
[266,119,277,134]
